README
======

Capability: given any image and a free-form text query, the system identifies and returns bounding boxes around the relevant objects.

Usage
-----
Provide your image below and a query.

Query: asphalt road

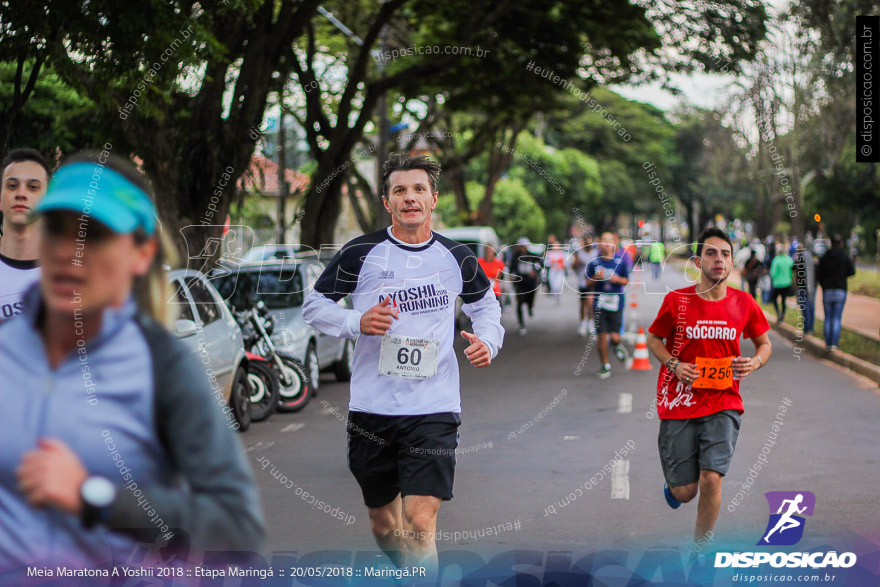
[239,262,880,568]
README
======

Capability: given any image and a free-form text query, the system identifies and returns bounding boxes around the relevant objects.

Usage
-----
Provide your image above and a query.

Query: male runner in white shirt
[303,153,503,576]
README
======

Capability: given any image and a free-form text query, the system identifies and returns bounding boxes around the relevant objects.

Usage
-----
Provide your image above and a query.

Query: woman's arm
[105,320,265,550]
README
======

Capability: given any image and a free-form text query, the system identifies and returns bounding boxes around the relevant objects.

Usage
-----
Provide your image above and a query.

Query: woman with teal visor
[0,152,264,573]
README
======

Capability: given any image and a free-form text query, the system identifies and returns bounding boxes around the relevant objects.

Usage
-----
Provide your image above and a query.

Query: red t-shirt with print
[648,285,769,419]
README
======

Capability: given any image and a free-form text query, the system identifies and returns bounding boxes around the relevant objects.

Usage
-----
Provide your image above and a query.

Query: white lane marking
[245,440,276,453]
[564,436,580,440]
[281,422,306,433]
[611,459,630,500]
[617,393,633,414]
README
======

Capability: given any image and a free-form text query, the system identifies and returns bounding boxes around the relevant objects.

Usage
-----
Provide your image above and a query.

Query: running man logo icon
[758,491,816,546]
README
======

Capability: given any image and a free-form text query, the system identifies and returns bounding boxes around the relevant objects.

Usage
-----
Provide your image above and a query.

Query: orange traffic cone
[630,327,652,370]
[629,290,639,308]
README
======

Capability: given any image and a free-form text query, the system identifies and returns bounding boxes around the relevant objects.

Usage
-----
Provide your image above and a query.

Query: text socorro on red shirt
[648,285,770,420]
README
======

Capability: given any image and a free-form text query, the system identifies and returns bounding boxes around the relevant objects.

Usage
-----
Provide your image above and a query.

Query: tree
[434,179,545,244]
[292,0,768,247]
[543,87,676,234]
[4,0,322,260]
[0,63,96,164]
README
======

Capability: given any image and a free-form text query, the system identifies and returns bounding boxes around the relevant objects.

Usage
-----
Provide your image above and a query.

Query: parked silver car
[168,269,251,431]
[210,259,353,393]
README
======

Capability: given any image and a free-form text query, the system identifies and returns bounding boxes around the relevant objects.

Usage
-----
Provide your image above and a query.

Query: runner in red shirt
[647,227,772,555]
[478,245,506,304]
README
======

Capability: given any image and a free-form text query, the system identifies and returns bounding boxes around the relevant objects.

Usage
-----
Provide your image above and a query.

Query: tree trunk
[447,165,471,220]
[300,165,348,247]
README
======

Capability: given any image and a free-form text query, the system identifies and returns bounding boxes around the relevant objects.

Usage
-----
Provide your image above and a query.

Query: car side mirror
[175,319,198,337]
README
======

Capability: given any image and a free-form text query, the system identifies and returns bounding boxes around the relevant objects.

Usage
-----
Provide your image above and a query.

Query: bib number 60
[397,347,422,366]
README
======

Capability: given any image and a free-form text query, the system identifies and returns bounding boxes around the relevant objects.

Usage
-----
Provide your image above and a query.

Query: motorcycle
[235,298,312,413]
[243,351,279,422]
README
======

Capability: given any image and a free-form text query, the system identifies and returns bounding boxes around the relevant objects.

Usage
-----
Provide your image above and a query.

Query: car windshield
[451,240,480,256]
[213,265,304,310]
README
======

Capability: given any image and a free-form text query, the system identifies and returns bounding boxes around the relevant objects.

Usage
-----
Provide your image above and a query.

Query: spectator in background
[817,234,856,350]
[770,248,794,323]
[744,248,762,301]
[793,243,816,335]
[0,152,264,574]
[761,239,777,304]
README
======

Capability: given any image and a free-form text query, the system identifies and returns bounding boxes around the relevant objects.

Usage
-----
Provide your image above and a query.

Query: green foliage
[542,87,676,231]
[503,132,601,238]
[0,63,97,162]
[435,179,545,243]
[232,194,275,229]
[491,178,546,243]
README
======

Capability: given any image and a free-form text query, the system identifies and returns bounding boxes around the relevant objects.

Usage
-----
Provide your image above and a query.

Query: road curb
[765,312,880,385]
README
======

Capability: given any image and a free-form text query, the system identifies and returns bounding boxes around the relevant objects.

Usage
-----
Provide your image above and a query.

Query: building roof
[238,154,310,196]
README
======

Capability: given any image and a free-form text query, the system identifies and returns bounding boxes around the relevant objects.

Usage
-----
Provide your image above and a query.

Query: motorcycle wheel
[230,367,252,432]
[247,360,280,422]
[276,354,312,413]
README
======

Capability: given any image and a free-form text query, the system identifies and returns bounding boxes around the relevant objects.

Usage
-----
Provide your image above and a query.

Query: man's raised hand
[360,295,399,335]
[461,331,491,367]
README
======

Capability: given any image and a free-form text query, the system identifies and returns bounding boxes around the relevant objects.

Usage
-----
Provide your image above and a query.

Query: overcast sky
[611,72,736,112]
[614,0,787,113]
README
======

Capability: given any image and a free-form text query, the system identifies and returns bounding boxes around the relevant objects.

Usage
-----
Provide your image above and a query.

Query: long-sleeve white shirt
[303,228,504,415]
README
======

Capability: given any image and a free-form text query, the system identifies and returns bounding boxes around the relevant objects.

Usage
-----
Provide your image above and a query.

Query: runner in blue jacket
[0,152,264,573]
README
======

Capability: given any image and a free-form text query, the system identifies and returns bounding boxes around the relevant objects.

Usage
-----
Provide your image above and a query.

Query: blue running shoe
[664,483,682,509]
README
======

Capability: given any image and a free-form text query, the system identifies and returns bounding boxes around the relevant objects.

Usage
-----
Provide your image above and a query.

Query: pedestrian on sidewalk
[816,234,856,350]
[793,243,816,335]
[770,247,794,323]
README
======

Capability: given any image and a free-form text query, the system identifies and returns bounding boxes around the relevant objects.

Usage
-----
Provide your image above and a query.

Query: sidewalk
[729,267,880,342]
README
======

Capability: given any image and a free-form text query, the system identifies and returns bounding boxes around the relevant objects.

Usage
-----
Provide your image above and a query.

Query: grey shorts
[658,409,741,487]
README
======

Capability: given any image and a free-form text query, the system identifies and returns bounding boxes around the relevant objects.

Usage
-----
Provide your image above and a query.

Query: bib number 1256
[691,356,734,389]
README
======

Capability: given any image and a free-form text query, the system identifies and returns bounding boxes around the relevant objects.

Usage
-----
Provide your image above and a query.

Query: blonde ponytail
[133,226,180,328]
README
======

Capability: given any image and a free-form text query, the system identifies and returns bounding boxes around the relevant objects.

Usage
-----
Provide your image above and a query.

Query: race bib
[379,334,439,380]
[597,293,620,312]
[692,356,734,389]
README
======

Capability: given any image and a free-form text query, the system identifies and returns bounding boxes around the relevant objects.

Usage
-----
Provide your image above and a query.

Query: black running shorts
[595,308,623,333]
[347,411,461,508]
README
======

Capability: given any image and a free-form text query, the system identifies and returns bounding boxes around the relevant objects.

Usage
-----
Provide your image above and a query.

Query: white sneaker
[518,327,527,336]
[577,321,588,337]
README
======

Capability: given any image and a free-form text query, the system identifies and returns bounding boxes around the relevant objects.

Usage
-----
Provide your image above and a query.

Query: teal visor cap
[34,161,157,235]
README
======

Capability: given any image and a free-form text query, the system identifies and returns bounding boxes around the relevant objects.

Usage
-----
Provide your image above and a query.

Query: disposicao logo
[715,491,857,569]
[758,490,815,546]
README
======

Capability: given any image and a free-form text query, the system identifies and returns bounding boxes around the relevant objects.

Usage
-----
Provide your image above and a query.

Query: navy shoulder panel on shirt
[313,229,389,301]
[433,233,492,304]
